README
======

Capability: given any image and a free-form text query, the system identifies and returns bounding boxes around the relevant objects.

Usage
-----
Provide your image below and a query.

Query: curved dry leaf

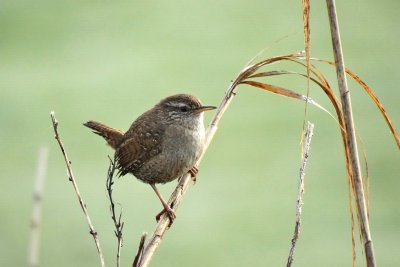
[311,58,400,148]
[239,80,334,118]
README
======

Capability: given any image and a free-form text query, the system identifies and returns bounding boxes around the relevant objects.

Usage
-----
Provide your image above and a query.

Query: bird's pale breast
[134,118,205,184]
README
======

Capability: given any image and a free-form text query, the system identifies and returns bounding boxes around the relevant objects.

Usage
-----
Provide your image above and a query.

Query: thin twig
[132,233,147,267]
[136,81,239,267]
[326,1,377,266]
[106,156,124,267]
[28,146,48,267]
[286,122,314,267]
[50,111,106,267]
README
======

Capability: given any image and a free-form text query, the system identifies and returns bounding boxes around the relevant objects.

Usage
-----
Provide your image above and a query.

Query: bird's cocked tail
[83,121,124,150]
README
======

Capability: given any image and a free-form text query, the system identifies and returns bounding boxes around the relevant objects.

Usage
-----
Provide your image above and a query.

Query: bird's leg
[151,183,176,223]
[189,165,199,182]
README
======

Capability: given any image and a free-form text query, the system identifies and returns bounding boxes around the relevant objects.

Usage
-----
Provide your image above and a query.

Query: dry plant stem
[325,1,376,266]
[28,146,48,267]
[137,83,238,267]
[107,157,124,267]
[286,122,314,267]
[301,0,311,129]
[132,233,147,267]
[137,174,192,267]
[50,112,106,267]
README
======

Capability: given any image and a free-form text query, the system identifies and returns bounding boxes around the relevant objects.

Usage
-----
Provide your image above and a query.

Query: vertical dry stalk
[28,146,49,267]
[325,1,377,266]
[301,0,311,127]
[286,122,314,267]
[136,82,238,267]
[50,112,106,267]
[106,157,124,267]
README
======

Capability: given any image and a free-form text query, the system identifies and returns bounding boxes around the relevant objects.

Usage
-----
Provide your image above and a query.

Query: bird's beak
[195,105,217,113]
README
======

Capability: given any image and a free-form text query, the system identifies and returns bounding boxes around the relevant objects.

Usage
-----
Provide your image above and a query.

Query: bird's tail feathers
[83,121,124,149]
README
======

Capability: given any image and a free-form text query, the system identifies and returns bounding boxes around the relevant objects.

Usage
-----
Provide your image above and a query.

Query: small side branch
[106,157,124,267]
[132,233,147,267]
[28,146,48,267]
[50,112,106,267]
[286,122,314,267]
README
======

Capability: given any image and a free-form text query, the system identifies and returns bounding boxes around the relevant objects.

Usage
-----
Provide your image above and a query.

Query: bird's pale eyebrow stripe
[167,102,189,108]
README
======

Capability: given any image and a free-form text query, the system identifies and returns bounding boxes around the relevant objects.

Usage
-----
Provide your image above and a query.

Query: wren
[84,94,216,223]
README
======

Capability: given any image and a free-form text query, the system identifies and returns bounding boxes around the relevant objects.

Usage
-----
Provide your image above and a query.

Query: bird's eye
[179,106,189,112]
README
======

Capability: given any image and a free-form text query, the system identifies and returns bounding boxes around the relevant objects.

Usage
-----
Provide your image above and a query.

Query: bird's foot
[155,205,176,226]
[177,166,199,183]
[189,166,199,183]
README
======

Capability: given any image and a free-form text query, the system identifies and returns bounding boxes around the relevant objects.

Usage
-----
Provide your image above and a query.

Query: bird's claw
[189,166,199,183]
[155,206,176,227]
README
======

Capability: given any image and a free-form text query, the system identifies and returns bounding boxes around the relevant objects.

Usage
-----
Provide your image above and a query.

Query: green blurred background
[1,1,399,266]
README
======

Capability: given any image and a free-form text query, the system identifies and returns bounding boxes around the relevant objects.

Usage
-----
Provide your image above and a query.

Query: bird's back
[114,108,166,180]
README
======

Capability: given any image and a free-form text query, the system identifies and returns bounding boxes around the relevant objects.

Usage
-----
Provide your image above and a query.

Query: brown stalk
[50,112,106,267]
[302,0,311,133]
[326,0,377,266]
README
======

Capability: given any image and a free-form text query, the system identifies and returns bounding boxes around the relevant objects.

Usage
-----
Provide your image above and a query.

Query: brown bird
[84,94,216,222]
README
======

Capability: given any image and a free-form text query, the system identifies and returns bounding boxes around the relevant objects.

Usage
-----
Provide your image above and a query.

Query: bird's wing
[115,116,165,176]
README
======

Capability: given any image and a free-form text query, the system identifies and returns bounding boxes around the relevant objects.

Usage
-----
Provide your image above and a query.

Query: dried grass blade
[243,56,349,154]
[239,80,331,116]
[240,80,302,99]
[237,53,305,84]
[245,70,338,122]
[347,70,400,148]
[315,58,400,148]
